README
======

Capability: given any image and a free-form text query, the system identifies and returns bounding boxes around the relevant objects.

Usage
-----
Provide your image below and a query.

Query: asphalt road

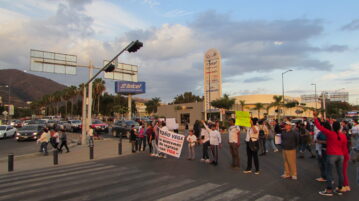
[0,131,113,158]
[0,137,39,157]
[0,134,358,201]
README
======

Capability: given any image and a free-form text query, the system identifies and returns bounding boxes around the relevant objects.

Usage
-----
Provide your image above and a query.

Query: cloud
[342,19,359,31]
[321,63,359,80]
[0,6,344,102]
[163,9,193,18]
[243,76,272,83]
[321,45,349,52]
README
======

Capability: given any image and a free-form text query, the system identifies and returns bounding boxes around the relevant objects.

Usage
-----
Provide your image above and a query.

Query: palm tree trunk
[97,95,100,114]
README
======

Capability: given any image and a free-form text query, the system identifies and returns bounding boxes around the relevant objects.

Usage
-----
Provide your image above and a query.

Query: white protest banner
[158,128,185,158]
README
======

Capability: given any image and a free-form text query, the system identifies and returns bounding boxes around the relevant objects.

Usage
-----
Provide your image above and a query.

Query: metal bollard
[118,133,122,155]
[53,150,58,165]
[89,146,94,160]
[8,153,14,172]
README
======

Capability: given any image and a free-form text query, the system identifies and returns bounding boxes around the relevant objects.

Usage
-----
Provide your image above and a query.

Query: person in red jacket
[313,112,347,196]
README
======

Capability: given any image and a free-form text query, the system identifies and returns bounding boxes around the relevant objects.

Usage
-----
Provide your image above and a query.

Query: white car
[0,125,17,139]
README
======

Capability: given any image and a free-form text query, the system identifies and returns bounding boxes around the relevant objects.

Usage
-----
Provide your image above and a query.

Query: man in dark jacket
[281,121,299,180]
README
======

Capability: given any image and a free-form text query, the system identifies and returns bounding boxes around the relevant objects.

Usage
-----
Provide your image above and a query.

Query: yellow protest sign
[235,111,251,127]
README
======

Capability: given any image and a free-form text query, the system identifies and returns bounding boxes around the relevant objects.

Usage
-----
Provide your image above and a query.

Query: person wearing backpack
[243,118,260,174]
[258,120,269,156]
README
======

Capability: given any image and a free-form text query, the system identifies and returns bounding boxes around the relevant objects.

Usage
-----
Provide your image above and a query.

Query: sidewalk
[0,138,133,174]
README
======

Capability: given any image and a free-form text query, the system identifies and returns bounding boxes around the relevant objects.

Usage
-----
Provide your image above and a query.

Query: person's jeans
[245,142,259,171]
[131,140,137,152]
[151,140,158,155]
[316,150,327,179]
[210,145,219,163]
[147,138,153,153]
[229,143,240,167]
[259,138,266,155]
[188,144,195,159]
[138,137,146,151]
[40,142,48,155]
[59,141,69,152]
[326,155,344,190]
[266,138,278,152]
[202,141,210,159]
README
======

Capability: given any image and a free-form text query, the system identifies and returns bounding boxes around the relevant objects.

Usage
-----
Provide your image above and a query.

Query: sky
[0,0,359,104]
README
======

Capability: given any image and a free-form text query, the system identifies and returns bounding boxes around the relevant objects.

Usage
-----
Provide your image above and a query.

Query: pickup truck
[111,120,140,138]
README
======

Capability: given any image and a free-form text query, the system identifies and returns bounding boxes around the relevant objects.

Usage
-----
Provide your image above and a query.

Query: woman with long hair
[313,112,347,196]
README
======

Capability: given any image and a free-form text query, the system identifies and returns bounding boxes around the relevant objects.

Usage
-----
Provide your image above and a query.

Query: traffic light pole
[128,94,132,120]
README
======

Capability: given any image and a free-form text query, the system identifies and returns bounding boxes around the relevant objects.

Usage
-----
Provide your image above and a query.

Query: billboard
[115,81,145,94]
[30,49,77,75]
[103,60,138,82]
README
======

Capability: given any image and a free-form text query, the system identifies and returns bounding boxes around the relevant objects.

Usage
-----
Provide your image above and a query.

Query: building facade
[301,91,349,103]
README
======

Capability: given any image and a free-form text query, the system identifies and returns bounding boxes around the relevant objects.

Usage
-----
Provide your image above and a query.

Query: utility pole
[208,59,211,121]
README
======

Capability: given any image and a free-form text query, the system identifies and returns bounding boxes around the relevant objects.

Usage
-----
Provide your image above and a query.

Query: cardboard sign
[235,111,251,127]
[158,128,185,158]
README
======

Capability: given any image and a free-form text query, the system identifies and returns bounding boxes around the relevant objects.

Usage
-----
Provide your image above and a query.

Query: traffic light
[127,40,143,53]
[104,64,115,72]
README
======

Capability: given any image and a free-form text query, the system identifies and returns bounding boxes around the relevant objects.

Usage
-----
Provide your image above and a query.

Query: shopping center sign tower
[203,48,222,120]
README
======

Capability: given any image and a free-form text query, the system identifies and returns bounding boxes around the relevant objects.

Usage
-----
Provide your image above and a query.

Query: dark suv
[111,120,140,138]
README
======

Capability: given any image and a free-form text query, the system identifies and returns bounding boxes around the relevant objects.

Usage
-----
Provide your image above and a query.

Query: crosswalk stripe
[0,161,96,179]
[0,165,115,189]
[155,183,221,201]
[121,178,195,201]
[0,167,129,196]
[0,169,151,201]
[63,175,174,201]
[24,172,159,201]
[0,163,105,183]
[205,188,250,201]
[255,195,284,201]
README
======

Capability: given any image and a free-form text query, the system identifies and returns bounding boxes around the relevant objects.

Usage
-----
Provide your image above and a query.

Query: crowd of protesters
[131,113,359,197]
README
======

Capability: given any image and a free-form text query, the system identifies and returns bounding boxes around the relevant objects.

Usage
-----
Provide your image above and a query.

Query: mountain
[0,69,66,107]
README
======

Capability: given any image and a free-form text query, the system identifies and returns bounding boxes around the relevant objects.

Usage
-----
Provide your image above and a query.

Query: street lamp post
[311,83,317,109]
[281,69,293,120]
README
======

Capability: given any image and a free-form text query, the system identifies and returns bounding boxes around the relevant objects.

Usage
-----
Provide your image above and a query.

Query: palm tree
[253,103,264,119]
[239,100,246,111]
[272,95,283,119]
[93,78,106,114]
[145,97,161,115]
[67,86,78,116]
[53,91,62,116]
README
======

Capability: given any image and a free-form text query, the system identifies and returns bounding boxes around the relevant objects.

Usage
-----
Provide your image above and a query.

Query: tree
[210,94,235,110]
[93,78,106,114]
[145,97,161,115]
[272,95,283,119]
[284,100,299,108]
[253,103,264,119]
[326,101,352,118]
[171,92,203,104]
[239,100,246,111]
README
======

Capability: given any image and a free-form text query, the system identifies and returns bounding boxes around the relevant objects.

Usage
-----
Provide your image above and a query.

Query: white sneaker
[205,159,211,163]
[200,158,205,162]
[291,176,298,180]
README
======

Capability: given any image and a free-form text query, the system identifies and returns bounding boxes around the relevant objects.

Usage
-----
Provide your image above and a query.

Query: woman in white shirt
[187,130,197,160]
[243,118,260,174]
[200,125,210,163]
[202,120,222,166]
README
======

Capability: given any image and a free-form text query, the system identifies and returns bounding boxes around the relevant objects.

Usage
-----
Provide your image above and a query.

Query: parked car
[111,120,140,138]
[46,120,59,129]
[90,120,108,133]
[64,120,82,132]
[0,125,17,139]
[15,125,45,141]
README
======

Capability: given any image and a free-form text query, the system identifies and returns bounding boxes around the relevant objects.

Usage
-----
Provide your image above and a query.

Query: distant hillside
[0,69,66,107]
